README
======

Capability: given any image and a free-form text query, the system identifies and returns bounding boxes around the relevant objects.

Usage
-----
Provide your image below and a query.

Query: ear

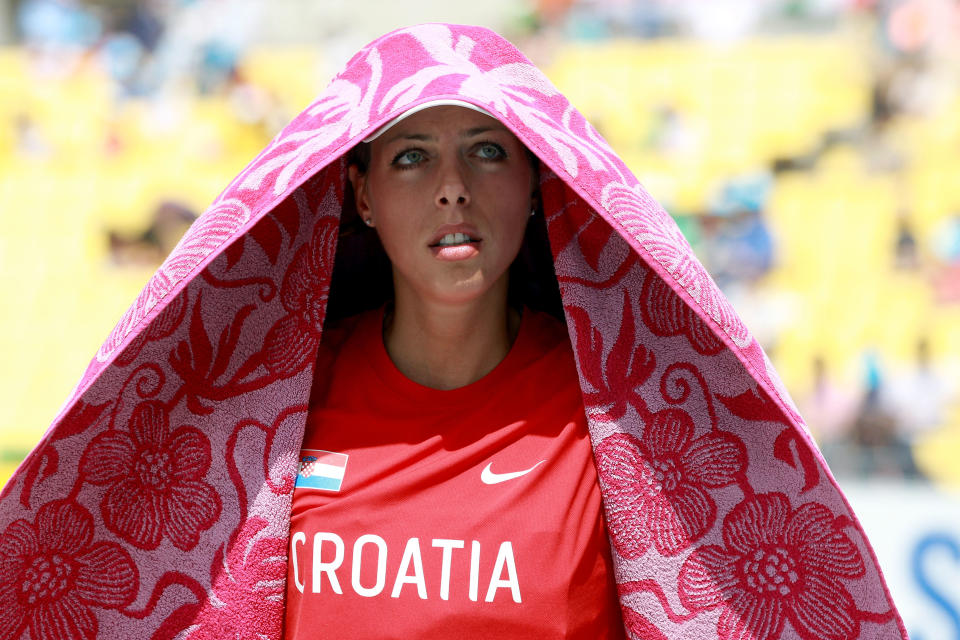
[348,164,371,219]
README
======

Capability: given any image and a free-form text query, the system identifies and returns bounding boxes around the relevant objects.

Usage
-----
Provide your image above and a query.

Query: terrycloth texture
[0,24,905,640]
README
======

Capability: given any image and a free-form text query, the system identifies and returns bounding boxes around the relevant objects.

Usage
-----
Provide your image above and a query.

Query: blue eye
[392,149,425,167]
[475,142,506,160]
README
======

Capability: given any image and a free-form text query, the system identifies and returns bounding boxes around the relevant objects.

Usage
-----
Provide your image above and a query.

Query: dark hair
[325,146,392,323]
[347,142,370,174]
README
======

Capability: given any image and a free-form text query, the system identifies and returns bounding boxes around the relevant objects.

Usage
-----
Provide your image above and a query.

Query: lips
[427,224,482,248]
[434,232,478,247]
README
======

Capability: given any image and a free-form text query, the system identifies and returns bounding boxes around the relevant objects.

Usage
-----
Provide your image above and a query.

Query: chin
[427,272,506,307]
[429,284,493,307]
[395,263,510,308]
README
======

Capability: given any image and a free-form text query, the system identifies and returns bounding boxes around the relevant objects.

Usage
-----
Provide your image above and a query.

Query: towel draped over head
[0,24,906,640]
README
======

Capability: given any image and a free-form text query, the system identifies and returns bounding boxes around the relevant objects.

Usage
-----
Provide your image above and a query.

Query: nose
[434,159,470,208]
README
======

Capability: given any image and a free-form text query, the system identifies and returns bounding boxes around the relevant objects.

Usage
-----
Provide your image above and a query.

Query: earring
[364,218,374,227]
[529,209,536,217]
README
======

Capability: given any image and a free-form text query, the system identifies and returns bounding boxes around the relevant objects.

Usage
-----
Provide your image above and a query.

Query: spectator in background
[13,113,51,158]
[16,0,102,73]
[847,350,924,479]
[930,211,960,302]
[17,0,101,50]
[646,104,698,157]
[136,0,261,96]
[931,211,960,263]
[107,200,198,267]
[886,337,954,444]
[800,355,858,446]
[95,0,166,95]
[893,209,919,270]
[697,171,775,290]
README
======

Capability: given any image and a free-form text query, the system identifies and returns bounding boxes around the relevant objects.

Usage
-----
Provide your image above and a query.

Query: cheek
[370,214,426,277]
[368,189,416,251]
[497,178,534,232]
[374,220,413,262]
[493,200,532,262]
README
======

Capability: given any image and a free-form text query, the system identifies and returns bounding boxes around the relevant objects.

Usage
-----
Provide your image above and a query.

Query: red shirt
[285,308,624,639]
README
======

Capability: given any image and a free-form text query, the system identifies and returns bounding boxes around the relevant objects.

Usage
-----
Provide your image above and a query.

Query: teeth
[437,232,472,246]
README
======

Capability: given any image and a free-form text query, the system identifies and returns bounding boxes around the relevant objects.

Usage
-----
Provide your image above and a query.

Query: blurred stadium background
[1,0,959,636]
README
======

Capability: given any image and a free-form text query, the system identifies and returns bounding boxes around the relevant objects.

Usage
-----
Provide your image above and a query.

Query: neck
[383,278,521,390]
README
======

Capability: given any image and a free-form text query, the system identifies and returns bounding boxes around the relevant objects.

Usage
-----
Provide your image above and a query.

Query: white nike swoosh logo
[480,460,546,485]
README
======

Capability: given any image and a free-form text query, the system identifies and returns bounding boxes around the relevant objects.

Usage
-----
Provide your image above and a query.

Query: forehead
[376,105,512,144]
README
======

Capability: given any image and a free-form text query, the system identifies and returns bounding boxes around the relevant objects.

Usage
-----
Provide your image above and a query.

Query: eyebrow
[383,125,509,145]
[463,126,505,137]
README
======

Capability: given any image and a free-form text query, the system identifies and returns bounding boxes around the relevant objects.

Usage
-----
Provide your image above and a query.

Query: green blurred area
[2,24,960,489]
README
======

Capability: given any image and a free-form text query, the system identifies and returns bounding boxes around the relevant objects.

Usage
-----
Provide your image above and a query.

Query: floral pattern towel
[0,23,906,640]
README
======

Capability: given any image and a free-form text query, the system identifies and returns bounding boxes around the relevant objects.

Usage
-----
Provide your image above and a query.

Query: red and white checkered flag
[299,456,318,478]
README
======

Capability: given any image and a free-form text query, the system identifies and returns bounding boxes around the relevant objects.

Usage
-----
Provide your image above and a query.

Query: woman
[0,24,905,640]
[285,102,624,637]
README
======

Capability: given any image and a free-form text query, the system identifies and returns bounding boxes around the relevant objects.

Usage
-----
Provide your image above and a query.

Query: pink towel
[0,24,906,640]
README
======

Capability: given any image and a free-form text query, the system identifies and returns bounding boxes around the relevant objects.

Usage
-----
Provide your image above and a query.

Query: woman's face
[348,106,536,308]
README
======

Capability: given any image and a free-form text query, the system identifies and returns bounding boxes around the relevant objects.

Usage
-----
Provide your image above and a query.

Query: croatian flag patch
[296,449,349,491]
